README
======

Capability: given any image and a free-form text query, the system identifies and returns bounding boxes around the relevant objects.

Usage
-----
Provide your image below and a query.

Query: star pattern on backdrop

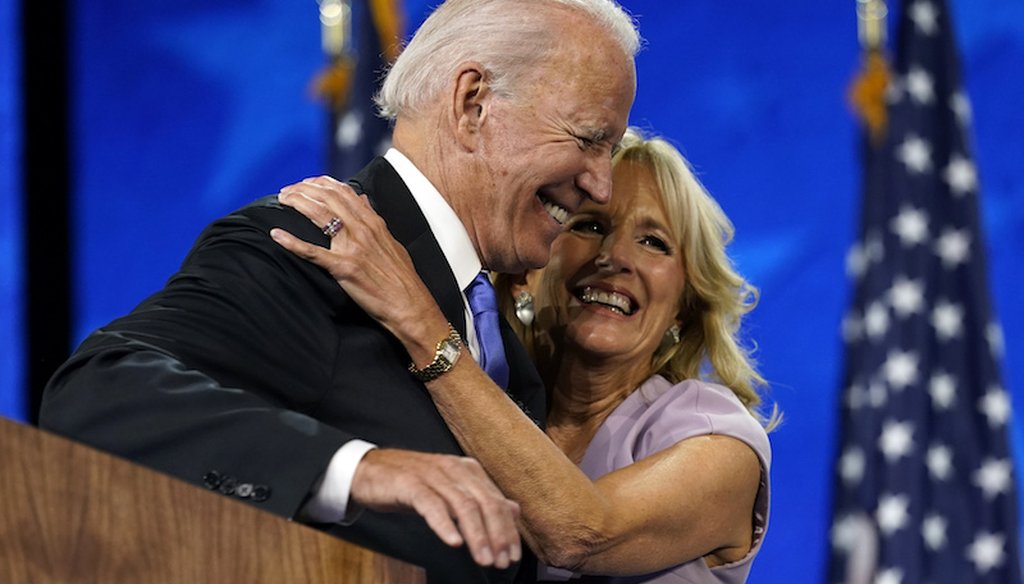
[876,493,911,535]
[890,206,929,245]
[967,532,1007,574]
[909,1,939,35]
[922,513,948,550]
[930,299,963,340]
[934,227,971,267]
[926,444,953,480]
[904,67,935,104]
[943,154,977,196]
[979,386,1011,427]
[875,568,903,584]
[878,420,915,461]
[928,371,956,408]
[887,276,924,317]
[895,135,932,174]
[828,1,1022,582]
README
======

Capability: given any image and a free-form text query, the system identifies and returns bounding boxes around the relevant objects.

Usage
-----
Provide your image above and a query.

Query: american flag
[828,1,1022,583]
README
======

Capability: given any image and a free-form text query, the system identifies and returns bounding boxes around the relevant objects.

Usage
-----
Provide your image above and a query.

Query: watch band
[408,324,463,382]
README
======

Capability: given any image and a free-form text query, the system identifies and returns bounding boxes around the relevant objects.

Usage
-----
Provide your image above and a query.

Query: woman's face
[536,160,687,366]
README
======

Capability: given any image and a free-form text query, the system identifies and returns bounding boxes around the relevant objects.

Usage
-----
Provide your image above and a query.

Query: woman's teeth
[580,286,633,315]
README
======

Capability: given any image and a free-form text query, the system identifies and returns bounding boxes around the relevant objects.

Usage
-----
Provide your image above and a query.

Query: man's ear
[450,62,490,151]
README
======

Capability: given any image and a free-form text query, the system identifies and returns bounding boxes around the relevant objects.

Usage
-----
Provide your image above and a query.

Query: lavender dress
[538,375,772,584]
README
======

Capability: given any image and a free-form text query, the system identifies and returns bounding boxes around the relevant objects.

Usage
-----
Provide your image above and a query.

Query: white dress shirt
[301,149,484,524]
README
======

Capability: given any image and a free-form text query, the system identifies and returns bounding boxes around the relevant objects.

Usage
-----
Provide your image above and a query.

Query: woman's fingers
[269,228,335,271]
[280,176,362,226]
[277,190,336,233]
[273,176,445,345]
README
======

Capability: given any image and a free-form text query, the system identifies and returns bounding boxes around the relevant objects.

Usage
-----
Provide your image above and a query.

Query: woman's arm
[271,176,762,574]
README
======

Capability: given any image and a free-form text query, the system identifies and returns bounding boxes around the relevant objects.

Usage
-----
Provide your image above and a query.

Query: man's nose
[576,154,613,205]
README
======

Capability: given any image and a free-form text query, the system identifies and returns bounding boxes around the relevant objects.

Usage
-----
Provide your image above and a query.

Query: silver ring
[322,217,343,238]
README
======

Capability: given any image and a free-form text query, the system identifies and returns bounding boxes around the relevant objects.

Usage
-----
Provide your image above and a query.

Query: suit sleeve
[39,198,357,518]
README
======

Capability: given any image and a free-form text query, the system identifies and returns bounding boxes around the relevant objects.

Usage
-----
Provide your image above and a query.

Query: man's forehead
[570,83,633,137]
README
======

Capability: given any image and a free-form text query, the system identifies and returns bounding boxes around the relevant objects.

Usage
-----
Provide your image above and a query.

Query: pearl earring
[666,324,681,345]
[514,291,535,326]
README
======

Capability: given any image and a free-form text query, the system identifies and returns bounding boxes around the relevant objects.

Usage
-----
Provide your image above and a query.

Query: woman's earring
[666,324,681,345]
[515,291,535,326]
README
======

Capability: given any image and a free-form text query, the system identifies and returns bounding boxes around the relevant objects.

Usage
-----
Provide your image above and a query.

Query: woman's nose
[594,233,633,273]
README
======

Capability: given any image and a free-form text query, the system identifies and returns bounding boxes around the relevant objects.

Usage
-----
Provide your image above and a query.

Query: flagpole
[319,0,352,61]
[317,0,404,179]
[849,0,890,143]
[855,0,887,51]
[314,0,355,110]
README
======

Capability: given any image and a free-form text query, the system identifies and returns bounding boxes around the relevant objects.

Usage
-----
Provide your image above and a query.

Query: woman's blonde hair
[499,128,779,428]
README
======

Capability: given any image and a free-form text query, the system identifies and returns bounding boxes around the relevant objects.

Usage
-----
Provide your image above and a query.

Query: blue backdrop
[2,1,1022,581]
[0,0,23,419]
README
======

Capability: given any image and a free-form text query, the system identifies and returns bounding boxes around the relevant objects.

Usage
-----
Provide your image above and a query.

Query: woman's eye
[640,235,670,253]
[569,220,604,235]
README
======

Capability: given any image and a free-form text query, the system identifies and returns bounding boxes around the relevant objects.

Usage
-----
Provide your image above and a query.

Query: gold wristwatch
[408,324,463,382]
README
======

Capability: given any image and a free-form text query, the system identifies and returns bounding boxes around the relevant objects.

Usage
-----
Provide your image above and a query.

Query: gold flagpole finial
[856,0,888,51]
[313,0,355,110]
[850,0,891,142]
[318,0,351,58]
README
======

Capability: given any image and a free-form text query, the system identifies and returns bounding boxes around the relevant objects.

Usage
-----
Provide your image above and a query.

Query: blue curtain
[0,0,24,421]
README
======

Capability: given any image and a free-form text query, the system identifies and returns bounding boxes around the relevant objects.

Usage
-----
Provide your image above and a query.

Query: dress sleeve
[634,379,772,474]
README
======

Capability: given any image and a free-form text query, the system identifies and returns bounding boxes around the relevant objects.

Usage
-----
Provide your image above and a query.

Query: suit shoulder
[227,195,292,227]
[191,194,325,249]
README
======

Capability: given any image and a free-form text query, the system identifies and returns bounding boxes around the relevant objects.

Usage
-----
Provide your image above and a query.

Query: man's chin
[520,246,554,271]
[486,247,551,274]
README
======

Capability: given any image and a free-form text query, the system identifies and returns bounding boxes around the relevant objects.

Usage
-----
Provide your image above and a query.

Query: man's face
[466,27,636,274]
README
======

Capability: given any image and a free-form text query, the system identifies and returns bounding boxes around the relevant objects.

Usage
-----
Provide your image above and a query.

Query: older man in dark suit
[39,1,637,581]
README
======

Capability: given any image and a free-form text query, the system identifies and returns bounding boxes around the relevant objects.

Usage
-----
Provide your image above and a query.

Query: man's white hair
[375,0,640,120]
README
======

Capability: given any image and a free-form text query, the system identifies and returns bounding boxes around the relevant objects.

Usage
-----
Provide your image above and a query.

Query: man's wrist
[299,439,377,525]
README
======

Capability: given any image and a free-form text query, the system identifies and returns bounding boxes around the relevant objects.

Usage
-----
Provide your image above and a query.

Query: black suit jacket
[39,157,547,583]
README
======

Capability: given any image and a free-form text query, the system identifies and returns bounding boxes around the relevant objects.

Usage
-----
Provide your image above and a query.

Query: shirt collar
[383,148,481,291]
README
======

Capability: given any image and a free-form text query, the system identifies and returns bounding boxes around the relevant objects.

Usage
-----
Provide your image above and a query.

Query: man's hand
[351,448,522,569]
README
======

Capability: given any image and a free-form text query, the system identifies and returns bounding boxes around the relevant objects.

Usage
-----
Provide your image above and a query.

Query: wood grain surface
[0,417,424,583]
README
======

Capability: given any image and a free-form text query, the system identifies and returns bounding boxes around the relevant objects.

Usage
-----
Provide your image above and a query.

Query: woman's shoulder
[631,376,771,469]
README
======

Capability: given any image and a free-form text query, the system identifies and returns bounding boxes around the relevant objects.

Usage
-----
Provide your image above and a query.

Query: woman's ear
[508,271,531,297]
[450,62,490,151]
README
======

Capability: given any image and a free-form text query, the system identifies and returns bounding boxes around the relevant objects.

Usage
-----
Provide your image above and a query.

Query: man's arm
[39,199,521,568]
[40,201,362,516]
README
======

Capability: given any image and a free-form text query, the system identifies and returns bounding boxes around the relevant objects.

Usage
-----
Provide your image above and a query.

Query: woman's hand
[272,177,527,567]
[270,176,450,360]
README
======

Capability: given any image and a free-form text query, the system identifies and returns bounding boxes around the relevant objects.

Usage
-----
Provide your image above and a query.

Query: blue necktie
[465,272,510,389]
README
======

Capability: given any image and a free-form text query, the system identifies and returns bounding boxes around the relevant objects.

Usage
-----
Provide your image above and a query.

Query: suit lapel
[348,157,547,428]
[499,316,547,428]
[348,158,467,337]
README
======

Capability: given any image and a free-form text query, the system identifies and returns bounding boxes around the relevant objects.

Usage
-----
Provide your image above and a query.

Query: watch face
[439,340,459,364]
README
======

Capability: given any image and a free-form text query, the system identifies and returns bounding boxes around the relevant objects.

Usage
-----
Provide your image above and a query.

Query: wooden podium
[0,416,425,583]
